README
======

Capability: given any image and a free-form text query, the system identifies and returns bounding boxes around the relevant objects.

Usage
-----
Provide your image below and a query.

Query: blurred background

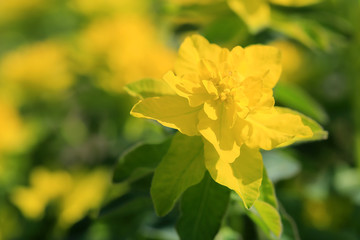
[0,0,359,239]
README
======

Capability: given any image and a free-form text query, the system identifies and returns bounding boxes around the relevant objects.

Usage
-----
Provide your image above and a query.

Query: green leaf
[274,82,328,124]
[275,107,328,148]
[249,201,282,238]
[279,206,301,240]
[202,13,249,46]
[258,168,278,209]
[246,168,282,238]
[113,139,172,183]
[227,0,271,33]
[270,11,345,51]
[177,172,230,240]
[263,150,301,183]
[124,78,175,99]
[151,133,206,216]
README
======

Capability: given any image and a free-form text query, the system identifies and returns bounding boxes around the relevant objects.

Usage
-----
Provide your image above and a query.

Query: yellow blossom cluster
[77,16,175,92]
[0,41,73,93]
[11,168,110,227]
[131,34,313,206]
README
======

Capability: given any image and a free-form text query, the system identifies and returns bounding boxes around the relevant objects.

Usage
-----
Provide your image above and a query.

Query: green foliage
[246,169,282,238]
[249,201,282,239]
[177,172,230,240]
[271,11,346,51]
[274,82,328,124]
[113,138,172,183]
[151,133,206,216]
[279,207,301,240]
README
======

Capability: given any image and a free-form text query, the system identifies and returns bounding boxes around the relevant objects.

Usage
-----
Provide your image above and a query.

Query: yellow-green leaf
[131,95,202,136]
[124,78,175,99]
[274,82,328,124]
[228,0,270,33]
[245,168,282,238]
[249,200,282,238]
[275,107,328,148]
[245,108,313,150]
[269,0,322,7]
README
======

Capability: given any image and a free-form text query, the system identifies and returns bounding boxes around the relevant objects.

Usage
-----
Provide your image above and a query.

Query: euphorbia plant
[116,34,327,239]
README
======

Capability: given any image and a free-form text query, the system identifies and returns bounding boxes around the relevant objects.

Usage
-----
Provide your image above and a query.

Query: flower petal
[163,71,210,107]
[238,45,282,89]
[175,35,222,75]
[198,105,241,163]
[202,79,219,98]
[131,96,201,136]
[245,107,313,150]
[204,140,263,209]
[203,101,219,120]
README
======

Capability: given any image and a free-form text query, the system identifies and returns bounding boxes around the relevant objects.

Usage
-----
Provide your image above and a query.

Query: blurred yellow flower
[131,34,312,207]
[30,168,73,200]
[0,99,26,153]
[59,169,110,227]
[270,40,306,83]
[10,168,110,226]
[78,16,175,92]
[11,168,72,219]
[11,187,48,219]
[0,41,73,93]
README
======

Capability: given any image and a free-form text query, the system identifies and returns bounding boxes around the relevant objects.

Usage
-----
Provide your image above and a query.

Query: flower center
[220,88,231,101]
[215,72,241,102]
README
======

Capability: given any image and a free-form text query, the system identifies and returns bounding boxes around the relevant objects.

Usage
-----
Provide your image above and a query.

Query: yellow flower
[10,167,110,225]
[131,34,312,206]
[0,41,73,92]
[269,40,306,83]
[58,169,110,228]
[0,99,27,153]
[77,16,175,92]
[11,168,72,219]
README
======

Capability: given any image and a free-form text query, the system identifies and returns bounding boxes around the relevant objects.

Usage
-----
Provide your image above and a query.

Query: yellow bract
[131,34,313,207]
